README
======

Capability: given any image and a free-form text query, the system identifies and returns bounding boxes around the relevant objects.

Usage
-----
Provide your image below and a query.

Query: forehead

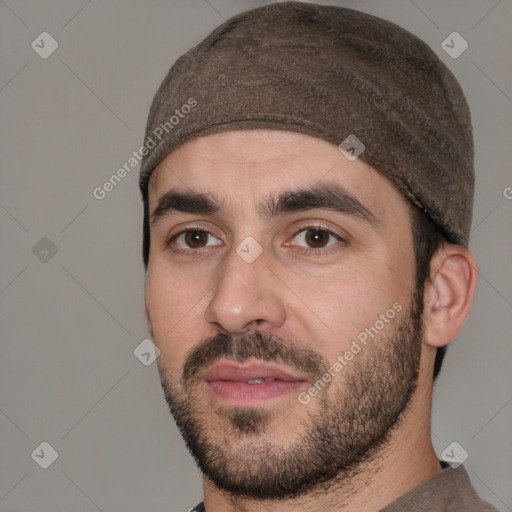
[147,129,408,220]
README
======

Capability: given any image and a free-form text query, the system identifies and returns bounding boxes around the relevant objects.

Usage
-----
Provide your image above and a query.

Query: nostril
[244,319,264,331]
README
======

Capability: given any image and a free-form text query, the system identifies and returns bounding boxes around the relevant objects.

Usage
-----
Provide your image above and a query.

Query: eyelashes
[165,224,345,258]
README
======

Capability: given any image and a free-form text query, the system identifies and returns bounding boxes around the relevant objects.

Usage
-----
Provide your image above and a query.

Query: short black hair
[410,204,448,381]
[142,190,150,269]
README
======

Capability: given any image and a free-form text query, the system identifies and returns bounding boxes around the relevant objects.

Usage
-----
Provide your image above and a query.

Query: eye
[289,227,341,249]
[173,229,221,250]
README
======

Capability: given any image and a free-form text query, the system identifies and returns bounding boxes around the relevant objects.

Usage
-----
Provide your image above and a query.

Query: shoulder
[446,465,500,512]
[381,464,500,512]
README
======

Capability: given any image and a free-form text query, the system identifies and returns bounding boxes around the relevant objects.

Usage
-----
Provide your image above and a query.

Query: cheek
[145,264,208,357]
[288,256,412,358]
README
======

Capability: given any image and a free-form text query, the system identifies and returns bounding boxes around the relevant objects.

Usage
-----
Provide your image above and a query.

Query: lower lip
[206,380,306,404]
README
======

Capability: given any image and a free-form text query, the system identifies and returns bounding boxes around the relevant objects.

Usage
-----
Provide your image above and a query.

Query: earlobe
[423,245,478,348]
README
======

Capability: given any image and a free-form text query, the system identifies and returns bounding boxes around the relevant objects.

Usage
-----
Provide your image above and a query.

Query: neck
[202,379,441,512]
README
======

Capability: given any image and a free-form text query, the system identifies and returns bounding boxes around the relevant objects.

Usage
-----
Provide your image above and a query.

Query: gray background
[1,0,511,511]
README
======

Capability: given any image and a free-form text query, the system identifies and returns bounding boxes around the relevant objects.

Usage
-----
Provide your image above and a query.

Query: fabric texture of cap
[139,1,474,250]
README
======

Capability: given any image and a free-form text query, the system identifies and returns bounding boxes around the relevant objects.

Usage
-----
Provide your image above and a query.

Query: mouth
[202,359,308,405]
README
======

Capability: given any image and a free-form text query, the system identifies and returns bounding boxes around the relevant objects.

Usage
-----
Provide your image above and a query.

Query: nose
[203,242,286,334]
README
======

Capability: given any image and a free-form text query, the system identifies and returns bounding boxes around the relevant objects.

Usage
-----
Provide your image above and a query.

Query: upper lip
[203,360,307,382]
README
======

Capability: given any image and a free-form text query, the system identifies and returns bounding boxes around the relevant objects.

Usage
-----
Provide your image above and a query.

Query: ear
[423,244,478,348]
[145,299,154,338]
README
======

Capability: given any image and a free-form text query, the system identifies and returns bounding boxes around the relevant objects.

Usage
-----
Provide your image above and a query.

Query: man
[138,2,498,510]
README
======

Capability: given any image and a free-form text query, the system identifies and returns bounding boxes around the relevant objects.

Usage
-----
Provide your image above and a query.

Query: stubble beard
[157,286,424,500]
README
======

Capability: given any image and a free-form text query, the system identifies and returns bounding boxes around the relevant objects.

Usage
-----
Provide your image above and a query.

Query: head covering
[139,0,474,266]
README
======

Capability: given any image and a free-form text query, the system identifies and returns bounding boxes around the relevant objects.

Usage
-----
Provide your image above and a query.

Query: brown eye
[288,227,341,251]
[304,228,331,248]
[169,228,222,254]
[183,230,209,248]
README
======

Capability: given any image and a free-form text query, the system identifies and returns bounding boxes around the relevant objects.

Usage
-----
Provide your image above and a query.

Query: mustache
[182,330,329,384]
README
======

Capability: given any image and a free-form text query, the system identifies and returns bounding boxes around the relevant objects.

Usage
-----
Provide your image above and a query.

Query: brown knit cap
[139,1,474,257]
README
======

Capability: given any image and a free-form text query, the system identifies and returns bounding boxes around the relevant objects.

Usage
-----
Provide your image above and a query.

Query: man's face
[145,130,423,498]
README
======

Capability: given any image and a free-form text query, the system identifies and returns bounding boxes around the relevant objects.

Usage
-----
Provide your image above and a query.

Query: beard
[157,285,424,500]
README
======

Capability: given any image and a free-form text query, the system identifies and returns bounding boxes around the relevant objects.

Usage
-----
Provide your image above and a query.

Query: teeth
[247,378,273,384]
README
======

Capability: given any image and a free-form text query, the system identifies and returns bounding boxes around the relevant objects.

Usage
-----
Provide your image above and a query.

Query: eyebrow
[151,191,218,225]
[260,184,377,226]
[150,183,377,227]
